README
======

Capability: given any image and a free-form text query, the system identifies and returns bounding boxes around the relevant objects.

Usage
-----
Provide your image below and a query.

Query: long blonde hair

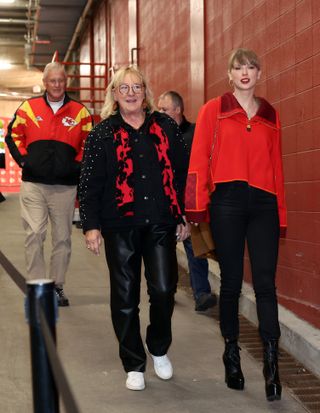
[100,65,155,119]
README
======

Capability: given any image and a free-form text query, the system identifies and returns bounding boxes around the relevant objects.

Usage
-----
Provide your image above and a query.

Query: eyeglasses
[118,83,144,95]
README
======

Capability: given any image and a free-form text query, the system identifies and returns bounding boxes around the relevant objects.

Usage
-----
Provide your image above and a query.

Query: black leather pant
[210,182,281,341]
[103,224,178,372]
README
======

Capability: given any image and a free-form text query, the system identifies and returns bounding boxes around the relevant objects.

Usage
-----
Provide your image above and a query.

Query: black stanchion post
[26,279,59,413]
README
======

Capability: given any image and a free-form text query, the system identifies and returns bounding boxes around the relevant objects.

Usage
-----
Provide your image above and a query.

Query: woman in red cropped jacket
[185,48,287,402]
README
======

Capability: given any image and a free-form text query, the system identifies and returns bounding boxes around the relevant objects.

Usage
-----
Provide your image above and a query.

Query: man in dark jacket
[5,62,92,306]
[158,91,217,311]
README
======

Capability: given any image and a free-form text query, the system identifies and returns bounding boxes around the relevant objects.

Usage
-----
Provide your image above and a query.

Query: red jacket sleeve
[74,106,93,162]
[5,102,29,167]
[185,98,219,222]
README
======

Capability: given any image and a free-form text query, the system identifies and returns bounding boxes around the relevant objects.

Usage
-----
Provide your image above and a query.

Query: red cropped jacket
[185,92,287,228]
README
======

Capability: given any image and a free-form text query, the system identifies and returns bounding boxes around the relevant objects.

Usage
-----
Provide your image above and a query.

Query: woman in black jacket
[79,65,189,391]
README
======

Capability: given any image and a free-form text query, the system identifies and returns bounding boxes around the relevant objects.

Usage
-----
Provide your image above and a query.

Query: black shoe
[55,287,69,307]
[263,340,282,401]
[223,339,245,390]
[75,221,82,229]
[0,193,6,203]
[195,293,217,311]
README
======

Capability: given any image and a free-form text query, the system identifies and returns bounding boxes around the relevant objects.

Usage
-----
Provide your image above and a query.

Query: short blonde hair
[228,48,261,72]
[100,65,155,119]
[43,62,67,81]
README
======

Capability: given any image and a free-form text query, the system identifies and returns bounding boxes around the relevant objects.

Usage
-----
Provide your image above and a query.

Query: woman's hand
[176,216,191,242]
[85,229,102,256]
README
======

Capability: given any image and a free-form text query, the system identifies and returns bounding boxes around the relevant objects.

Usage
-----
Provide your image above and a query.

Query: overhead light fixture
[0,0,16,4]
[0,60,12,70]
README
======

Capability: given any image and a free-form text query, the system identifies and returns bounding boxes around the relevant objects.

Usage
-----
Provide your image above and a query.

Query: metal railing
[0,250,82,413]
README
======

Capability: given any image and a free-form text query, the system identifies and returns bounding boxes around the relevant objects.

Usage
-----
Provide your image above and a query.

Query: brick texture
[79,0,320,329]
[188,0,319,329]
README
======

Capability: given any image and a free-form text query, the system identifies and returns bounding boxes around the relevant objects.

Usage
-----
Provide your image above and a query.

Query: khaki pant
[20,181,77,285]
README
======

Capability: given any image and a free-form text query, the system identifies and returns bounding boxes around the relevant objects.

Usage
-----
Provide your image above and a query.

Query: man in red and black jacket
[5,62,93,306]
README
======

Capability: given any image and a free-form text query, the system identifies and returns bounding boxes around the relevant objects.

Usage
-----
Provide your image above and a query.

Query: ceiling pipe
[0,40,25,46]
[63,0,95,63]
[0,0,30,8]
[0,18,35,24]
[27,0,40,68]
[0,27,26,33]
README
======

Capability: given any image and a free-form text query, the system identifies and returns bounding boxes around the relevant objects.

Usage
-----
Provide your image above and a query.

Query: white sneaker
[147,350,173,380]
[126,371,145,391]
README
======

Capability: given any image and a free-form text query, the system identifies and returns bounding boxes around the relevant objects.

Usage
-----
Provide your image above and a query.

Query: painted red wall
[138,0,192,116]
[110,0,130,68]
[80,0,320,329]
[93,1,108,112]
[206,0,320,328]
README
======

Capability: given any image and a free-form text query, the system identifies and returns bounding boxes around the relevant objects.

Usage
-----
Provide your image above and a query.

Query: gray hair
[158,90,184,113]
[43,62,67,81]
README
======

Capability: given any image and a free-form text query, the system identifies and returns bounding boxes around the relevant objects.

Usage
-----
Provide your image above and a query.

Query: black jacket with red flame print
[5,93,92,185]
[79,111,188,232]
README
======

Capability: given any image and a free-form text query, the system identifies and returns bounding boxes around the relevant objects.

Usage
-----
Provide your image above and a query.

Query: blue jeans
[183,237,210,299]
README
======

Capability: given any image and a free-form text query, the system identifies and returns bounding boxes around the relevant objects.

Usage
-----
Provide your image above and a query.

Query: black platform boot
[223,339,245,390]
[263,340,282,401]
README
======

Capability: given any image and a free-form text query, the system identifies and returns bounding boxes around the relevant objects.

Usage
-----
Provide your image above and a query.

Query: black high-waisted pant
[103,224,177,372]
[209,181,281,341]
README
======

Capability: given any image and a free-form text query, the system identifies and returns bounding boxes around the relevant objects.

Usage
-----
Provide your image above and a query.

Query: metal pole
[26,280,59,413]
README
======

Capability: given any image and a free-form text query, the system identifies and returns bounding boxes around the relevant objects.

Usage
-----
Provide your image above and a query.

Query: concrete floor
[0,193,307,413]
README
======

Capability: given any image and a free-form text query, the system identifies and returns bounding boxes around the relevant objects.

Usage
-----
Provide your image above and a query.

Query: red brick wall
[138,0,192,116]
[110,0,130,68]
[93,1,108,112]
[205,0,320,328]
[80,0,320,329]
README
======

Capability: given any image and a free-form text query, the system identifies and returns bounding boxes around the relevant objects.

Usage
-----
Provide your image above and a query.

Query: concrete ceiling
[0,0,92,100]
